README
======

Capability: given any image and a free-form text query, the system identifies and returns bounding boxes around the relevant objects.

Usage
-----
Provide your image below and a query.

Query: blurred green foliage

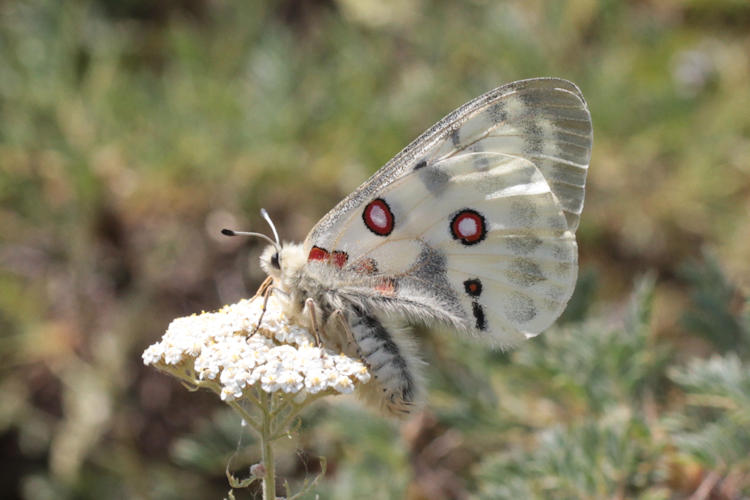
[2,0,750,498]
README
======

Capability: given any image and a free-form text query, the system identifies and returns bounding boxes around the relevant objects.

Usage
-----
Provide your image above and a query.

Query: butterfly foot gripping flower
[143,292,369,499]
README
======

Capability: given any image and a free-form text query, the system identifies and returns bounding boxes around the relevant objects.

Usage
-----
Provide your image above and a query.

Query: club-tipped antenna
[260,208,281,247]
[221,228,279,250]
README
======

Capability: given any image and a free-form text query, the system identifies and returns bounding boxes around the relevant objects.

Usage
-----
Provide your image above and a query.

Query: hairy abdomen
[348,306,421,416]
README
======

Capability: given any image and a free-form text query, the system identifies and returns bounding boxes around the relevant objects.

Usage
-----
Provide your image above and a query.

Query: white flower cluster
[142,295,371,401]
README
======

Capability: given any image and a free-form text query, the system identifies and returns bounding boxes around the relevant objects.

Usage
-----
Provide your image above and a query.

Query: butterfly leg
[332,309,358,354]
[250,283,275,336]
[252,275,274,300]
[304,298,324,347]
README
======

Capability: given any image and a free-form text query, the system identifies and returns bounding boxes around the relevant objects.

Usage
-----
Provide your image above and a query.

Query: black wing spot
[417,165,450,196]
[414,159,427,170]
[487,102,507,123]
[523,122,544,154]
[472,302,487,331]
[463,278,483,297]
[450,128,461,147]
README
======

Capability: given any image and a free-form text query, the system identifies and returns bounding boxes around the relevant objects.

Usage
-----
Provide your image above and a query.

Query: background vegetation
[1,0,749,498]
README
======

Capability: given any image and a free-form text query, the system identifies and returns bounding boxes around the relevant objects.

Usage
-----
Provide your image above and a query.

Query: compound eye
[271,252,280,269]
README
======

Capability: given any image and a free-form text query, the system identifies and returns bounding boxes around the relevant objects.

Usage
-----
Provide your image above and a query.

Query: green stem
[260,392,276,500]
[269,391,334,440]
[226,400,261,434]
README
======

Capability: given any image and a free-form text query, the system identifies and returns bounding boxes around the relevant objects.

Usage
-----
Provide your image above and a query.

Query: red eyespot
[363,198,394,236]
[450,209,487,245]
[463,278,482,297]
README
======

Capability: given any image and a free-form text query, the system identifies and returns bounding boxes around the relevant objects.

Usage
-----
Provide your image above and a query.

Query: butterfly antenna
[220,228,279,249]
[260,208,281,248]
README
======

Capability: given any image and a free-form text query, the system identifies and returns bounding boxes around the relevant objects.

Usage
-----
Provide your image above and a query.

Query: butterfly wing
[304,78,592,347]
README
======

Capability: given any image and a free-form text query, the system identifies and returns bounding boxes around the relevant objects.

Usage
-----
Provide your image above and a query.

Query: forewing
[303,78,591,347]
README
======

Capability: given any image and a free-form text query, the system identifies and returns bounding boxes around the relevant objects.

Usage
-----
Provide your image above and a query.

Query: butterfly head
[220,208,309,292]
[259,242,306,283]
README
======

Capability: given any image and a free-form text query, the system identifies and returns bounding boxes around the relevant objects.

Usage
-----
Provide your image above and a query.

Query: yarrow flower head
[142,294,371,402]
[143,292,370,498]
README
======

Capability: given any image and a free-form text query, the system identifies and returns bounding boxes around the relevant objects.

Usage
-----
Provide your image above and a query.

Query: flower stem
[260,392,276,500]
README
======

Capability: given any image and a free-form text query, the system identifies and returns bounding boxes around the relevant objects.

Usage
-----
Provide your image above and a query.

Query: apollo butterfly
[227,78,592,415]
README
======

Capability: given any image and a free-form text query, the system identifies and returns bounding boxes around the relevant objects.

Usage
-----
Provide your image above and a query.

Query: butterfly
[227,78,592,416]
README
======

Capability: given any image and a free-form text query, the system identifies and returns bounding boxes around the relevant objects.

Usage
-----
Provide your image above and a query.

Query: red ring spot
[308,246,329,262]
[363,198,394,236]
[450,209,486,245]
